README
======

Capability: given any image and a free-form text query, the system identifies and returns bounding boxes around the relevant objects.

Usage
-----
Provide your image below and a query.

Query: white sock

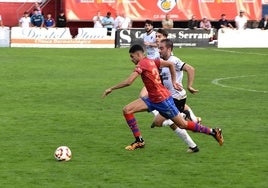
[174,127,197,148]
[151,110,159,116]
[162,119,174,126]
[187,107,198,123]
[162,113,185,127]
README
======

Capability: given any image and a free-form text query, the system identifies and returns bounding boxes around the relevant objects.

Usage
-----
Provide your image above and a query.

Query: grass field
[0,47,267,188]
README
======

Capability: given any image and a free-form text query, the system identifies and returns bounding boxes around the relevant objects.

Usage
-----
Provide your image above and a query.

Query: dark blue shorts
[141,96,179,119]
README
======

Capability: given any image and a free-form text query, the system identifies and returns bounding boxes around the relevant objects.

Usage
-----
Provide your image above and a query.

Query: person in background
[30,8,44,27]
[199,17,211,30]
[235,10,248,30]
[35,2,42,14]
[114,12,123,29]
[162,13,173,29]
[44,13,55,28]
[0,14,3,26]
[142,19,159,59]
[218,14,233,29]
[56,11,66,27]
[120,12,132,29]
[93,10,103,28]
[102,11,114,29]
[258,14,268,30]
[187,15,198,30]
[19,11,31,28]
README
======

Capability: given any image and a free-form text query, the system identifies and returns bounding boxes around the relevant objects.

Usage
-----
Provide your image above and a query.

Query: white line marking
[211,75,268,93]
[212,49,268,56]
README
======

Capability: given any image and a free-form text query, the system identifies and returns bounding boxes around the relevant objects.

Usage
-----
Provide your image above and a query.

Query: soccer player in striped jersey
[102,44,223,150]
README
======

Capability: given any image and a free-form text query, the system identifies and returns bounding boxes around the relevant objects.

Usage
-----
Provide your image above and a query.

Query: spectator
[19,11,31,28]
[199,17,212,30]
[120,12,132,29]
[30,8,44,27]
[258,14,268,30]
[93,10,103,28]
[56,11,66,27]
[188,15,198,30]
[34,2,43,15]
[44,13,55,28]
[162,13,173,29]
[114,12,122,29]
[0,14,3,26]
[235,10,248,30]
[218,14,233,29]
[102,11,114,29]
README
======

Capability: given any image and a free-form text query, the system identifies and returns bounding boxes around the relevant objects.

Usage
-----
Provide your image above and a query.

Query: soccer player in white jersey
[140,29,201,152]
[154,29,201,123]
[142,20,159,59]
[152,30,200,152]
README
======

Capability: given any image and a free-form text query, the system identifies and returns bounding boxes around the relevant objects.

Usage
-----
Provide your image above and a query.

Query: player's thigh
[139,86,148,98]
[123,98,148,114]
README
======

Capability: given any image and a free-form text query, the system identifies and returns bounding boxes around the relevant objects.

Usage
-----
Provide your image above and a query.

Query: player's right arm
[182,63,199,94]
[102,71,139,98]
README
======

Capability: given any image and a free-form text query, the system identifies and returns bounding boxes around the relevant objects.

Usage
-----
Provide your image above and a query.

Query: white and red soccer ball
[54,146,72,161]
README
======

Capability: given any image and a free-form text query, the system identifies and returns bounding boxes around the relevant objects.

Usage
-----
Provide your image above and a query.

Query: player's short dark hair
[161,39,173,51]
[145,19,153,25]
[156,28,168,38]
[129,44,144,53]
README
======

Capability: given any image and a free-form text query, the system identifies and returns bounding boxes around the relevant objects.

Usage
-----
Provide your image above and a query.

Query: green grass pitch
[0,47,267,187]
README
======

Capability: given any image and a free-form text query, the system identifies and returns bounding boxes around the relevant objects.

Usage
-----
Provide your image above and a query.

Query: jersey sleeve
[134,65,142,74]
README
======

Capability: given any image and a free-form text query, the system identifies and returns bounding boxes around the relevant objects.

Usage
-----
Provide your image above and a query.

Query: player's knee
[122,105,131,114]
[152,119,162,127]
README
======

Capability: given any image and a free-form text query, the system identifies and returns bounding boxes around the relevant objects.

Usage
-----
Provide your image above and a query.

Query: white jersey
[235,15,247,30]
[161,55,187,100]
[93,16,104,28]
[114,16,123,29]
[143,31,159,59]
[121,17,131,29]
[19,17,31,28]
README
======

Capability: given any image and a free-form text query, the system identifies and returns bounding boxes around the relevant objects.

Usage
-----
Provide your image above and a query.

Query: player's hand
[144,42,150,46]
[102,88,112,98]
[188,86,199,94]
[173,82,183,91]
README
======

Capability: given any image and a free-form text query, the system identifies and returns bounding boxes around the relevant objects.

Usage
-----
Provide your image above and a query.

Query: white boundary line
[211,75,268,93]
[212,49,268,56]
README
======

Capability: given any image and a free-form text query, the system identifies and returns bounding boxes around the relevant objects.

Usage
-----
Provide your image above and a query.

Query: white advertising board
[10,27,115,48]
[217,28,268,48]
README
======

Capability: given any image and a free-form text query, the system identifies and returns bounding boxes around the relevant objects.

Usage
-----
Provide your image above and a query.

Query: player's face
[129,52,140,64]
[158,42,170,60]
[144,23,153,33]
[156,32,167,46]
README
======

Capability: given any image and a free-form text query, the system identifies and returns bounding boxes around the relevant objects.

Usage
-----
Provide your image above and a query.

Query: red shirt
[135,57,171,103]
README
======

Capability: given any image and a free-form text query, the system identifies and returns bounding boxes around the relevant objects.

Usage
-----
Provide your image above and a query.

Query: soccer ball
[54,146,72,161]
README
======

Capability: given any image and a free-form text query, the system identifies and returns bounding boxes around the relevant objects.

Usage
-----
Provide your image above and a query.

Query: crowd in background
[0,2,267,31]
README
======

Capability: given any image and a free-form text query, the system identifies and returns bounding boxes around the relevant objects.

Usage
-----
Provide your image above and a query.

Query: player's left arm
[182,63,199,94]
[102,71,139,98]
[160,60,182,91]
